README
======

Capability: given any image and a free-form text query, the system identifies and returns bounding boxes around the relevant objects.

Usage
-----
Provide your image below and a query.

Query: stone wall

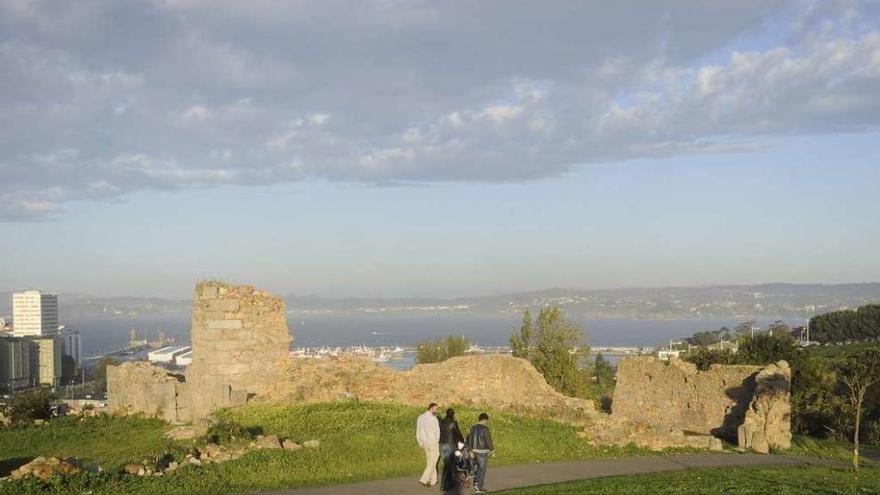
[274,354,596,420]
[612,357,762,439]
[107,282,292,423]
[603,356,791,452]
[106,362,190,423]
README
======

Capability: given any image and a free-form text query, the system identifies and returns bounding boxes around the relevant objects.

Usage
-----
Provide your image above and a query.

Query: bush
[206,419,262,444]
[6,388,55,425]
[415,335,470,364]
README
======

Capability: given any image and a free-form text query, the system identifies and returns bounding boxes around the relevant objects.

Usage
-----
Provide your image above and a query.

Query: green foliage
[509,307,590,398]
[0,414,171,473]
[592,353,615,388]
[205,419,261,445]
[809,304,880,343]
[736,332,799,365]
[836,346,880,470]
[684,347,737,371]
[92,357,119,393]
[500,465,880,495]
[415,335,470,364]
[6,388,55,425]
[0,402,647,495]
[510,309,532,359]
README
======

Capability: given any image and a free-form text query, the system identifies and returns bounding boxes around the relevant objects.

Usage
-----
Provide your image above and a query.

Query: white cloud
[1,0,879,219]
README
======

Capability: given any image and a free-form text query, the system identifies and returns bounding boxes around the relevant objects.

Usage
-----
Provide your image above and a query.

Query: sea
[70,313,806,362]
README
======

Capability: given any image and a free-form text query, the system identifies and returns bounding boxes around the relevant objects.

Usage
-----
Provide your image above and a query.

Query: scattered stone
[124,463,141,476]
[165,425,198,441]
[255,434,283,449]
[10,456,82,481]
[282,439,302,450]
[303,439,320,449]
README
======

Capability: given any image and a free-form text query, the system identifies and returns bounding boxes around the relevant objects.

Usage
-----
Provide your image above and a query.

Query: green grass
[0,401,643,495]
[498,465,880,494]
[0,414,173,474]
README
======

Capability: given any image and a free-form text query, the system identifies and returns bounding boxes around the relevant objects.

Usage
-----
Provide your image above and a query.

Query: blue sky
[1,1,879,297]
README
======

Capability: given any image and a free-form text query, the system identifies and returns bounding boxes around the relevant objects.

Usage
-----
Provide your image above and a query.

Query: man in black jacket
[439,409,465,493]
[466,413,495,493]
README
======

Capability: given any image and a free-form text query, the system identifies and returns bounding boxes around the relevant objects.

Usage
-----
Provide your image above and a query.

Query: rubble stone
[738,361,792,453]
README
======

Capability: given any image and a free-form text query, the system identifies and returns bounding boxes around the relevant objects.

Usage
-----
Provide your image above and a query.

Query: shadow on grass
[0,457,32,477]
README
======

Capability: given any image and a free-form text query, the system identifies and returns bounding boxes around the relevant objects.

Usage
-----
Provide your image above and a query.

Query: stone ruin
[108,281,791,454]
[107,282,291,423]
[585,356,791,453]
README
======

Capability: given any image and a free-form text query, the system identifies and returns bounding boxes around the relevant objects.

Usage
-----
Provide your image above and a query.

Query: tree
[510,307,589,397]
[737,332,799,366]
[6,388,55,424]
[735,321,757,339]
[837,346,880,472]
[593,353,615,387]
[510,309,532,359]
[93,356,119,393]
[767,320,792,336]
[416,335,470,364]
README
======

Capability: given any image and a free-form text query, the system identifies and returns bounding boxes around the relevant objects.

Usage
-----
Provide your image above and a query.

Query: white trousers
[419,443,439,485]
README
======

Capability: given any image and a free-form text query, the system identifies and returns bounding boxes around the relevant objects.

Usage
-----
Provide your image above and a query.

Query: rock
[11,456,81,481]
[33,419,46,426]
[737,361,792,453]
[255,434,283,449]
[124,463,141,476]
[282,439,302,450]
[137,466,146,476]
[167,461,178,471]
[164,426,198,441]
[303,439,320,449]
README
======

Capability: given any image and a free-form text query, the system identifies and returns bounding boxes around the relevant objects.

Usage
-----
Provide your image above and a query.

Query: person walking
[439,408,465,494]
[466,413,495,493]
[416,403,440,487]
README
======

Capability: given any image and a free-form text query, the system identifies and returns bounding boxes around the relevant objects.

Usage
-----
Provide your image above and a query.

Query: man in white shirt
[416,402,440,487]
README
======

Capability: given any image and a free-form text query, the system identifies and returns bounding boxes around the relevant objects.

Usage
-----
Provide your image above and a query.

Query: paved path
[260,453,823,495]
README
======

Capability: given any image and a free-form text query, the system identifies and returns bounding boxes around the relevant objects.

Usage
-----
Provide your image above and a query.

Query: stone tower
[185,281,292,420]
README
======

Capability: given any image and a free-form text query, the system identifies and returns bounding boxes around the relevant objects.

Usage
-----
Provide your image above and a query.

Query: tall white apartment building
[12,290,59,336]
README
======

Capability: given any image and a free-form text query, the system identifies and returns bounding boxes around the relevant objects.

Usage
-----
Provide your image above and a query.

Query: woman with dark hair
[438,408,465,494]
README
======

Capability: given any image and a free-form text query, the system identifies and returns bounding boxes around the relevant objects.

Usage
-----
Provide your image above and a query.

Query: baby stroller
[454,443,477,489]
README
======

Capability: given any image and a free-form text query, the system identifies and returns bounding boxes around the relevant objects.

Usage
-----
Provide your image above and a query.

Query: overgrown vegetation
[3,388,55,425]
[809,304,880,343]
[415,335,470,364]
[499,465,880,495]
[510,307,591,397]
[92,357,119,393]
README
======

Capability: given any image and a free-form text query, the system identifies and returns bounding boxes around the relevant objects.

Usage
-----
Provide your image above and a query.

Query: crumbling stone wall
[612,357,762,438]
[186,282,292,419]
[108,282,292,423]
[106,362,190,423]
[607,356,791,452]
[738,361,792,453]
[274,354,595,420]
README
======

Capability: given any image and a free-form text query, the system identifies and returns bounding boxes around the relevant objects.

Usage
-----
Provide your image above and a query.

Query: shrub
[7,388,55,425]
[415,335,470,364]
[206,419,262,444]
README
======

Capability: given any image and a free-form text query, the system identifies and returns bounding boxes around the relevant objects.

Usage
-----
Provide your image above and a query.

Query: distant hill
[2,283,879,320]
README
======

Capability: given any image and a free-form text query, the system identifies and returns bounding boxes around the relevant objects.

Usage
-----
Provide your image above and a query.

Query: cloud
[0,0,879,219]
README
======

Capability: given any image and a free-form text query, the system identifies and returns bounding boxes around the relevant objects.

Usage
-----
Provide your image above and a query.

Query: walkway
[263,452,823,495]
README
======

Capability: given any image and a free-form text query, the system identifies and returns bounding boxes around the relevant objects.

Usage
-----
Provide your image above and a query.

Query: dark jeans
[474,452,489,489]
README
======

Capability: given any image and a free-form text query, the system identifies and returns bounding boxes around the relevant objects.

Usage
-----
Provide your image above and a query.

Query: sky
[1,0,879,298]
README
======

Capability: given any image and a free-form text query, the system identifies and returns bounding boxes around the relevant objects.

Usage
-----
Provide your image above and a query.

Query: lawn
[0,401,643,495]
[498,465,880,494]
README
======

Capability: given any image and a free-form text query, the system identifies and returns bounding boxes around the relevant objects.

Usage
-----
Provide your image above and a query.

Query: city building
[0,334,36,392]
[147,345,191,364]
[32,335,63,387]
[175,350,193,366]
[58,326,83,367]
[12,290,59,336]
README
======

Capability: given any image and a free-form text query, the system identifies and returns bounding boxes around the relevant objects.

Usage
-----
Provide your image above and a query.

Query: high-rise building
[0,334,36,392]
[59,326,83,367]
[12,290,59,336]
[32,335,63,388]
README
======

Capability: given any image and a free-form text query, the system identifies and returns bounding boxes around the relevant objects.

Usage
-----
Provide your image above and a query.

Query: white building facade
[12,290,59,336]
